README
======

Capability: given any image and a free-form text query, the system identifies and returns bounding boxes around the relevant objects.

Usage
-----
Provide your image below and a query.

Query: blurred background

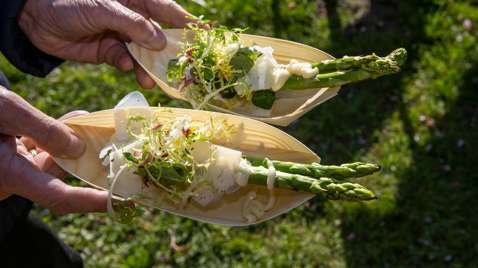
[1,0,477,267]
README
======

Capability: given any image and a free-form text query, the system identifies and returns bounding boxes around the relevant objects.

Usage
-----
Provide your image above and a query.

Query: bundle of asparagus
[101,108,380,223]
[246,158,379,200]
[240,159,379,201]
[251,48,407,109]
[166,22,407,110]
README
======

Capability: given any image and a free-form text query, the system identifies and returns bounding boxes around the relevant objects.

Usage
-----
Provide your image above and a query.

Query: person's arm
[0,0,63,77]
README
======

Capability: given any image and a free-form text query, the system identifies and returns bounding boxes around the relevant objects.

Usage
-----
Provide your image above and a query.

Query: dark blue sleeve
[0,0,63,77]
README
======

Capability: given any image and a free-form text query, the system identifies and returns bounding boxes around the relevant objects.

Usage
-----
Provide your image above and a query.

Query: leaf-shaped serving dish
[54,107,320,226]
[127,29,340,126]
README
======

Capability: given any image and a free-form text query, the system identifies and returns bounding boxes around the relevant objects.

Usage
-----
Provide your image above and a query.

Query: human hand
[0,87,107,214]
[18,0,195,89]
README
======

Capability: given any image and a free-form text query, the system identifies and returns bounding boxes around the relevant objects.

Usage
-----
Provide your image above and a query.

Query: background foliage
[1,0,477,267]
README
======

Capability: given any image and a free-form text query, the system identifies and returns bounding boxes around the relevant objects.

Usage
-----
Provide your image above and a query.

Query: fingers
[94,37,154,88]
[19,110,89,154]
[33,151,68,179]
[88,0,195,87]
[32,110,90,178]
[97,1,166,50]
[17,139,66,178]
[101,40,155,88]
[0,88,85,158]
[97,34,134,72]
[137,0,196,28]
[9,154,106,214]
[97,33,155,88]
[31,109,89,176]
[16,138,33,157]
[19,136,36,151]
[134,61,156,89]
[97,0,196,50]
[118,53,135,72]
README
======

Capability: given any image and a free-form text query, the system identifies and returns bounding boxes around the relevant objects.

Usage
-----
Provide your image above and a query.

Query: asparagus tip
[388,48,407,68]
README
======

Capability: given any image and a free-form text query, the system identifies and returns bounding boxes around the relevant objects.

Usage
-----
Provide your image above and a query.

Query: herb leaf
[230,48,258,79]
[251,90,276,109]
[123,152,139,164]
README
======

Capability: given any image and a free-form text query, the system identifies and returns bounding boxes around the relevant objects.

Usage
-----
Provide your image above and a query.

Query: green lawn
[1,0,477,267]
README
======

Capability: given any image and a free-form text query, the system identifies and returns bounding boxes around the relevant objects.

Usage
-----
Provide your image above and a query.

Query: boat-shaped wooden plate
[54,107,320,226]
[127,29,340,127]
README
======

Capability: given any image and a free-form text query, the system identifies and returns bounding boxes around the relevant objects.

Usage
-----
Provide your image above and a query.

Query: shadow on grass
[283,1,433,217]
[326,2,478,265]
[305,0,478,266]
[280,2,478,265]
[287,0,424,162]
[340,59,478,267]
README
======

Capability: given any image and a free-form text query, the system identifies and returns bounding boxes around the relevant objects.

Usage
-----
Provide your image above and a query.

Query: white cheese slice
[191,141,244,206]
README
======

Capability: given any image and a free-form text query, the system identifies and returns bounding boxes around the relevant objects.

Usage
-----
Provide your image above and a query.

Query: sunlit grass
[1,0,477,267]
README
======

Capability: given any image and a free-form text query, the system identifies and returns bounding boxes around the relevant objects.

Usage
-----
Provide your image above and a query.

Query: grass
[1,0,477,267]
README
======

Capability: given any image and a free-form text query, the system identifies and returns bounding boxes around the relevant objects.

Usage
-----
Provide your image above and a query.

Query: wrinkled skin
[19,0,195,88]
[1,0,195,214]
[0,86,107,214]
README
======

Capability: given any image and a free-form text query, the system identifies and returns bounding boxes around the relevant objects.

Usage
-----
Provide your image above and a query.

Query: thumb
[98,1,167,50]
[0,87,84,158]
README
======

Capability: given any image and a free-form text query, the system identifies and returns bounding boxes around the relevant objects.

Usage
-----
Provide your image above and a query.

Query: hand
[18,0,195,89]
[0,86,107,214]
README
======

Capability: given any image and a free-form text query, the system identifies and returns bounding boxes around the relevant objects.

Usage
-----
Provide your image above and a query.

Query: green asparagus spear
[281,48,407,90]
[281,69,382,90]
[248,166,376,201]
[246,157,381,180]
[250,48,407,109]
[312,48,407,73]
